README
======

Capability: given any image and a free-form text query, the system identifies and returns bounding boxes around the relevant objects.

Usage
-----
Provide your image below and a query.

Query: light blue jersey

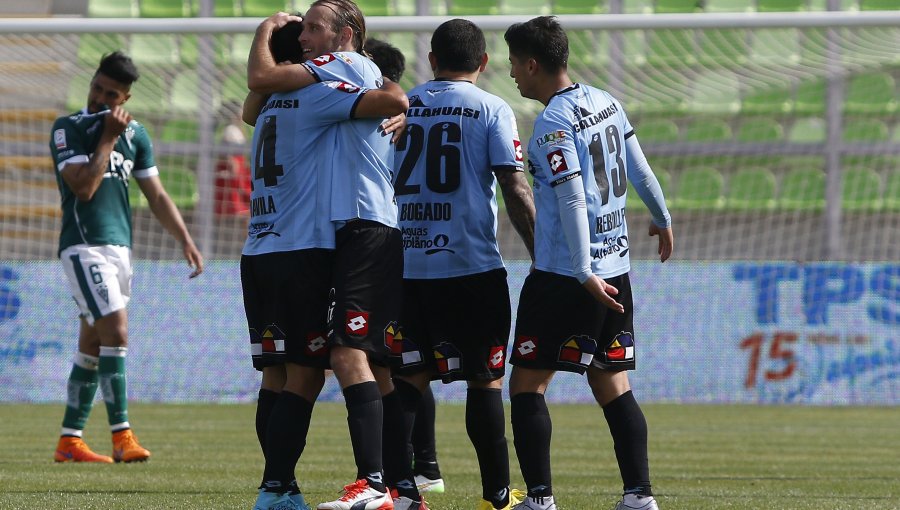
[303,52,397,228]
[528,83,644,279]
[395,80,523,279]
[242,81,367,256]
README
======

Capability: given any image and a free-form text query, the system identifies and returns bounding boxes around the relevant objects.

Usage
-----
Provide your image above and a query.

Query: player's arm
[247,12,316,94]
[625,134,674,262]
[242,91,269,127]
[352,78,408,119]
[60,107,131,202]
[495,167,536,262]
[137,175,203,278]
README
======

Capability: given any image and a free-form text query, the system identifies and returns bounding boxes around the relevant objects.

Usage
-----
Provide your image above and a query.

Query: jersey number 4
[253,116,284,188]
[589,125,627,206]
[394,122,461,195]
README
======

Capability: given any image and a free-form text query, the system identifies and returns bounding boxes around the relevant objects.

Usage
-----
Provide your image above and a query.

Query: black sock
[343,381,386,492]
[256,388,279,456]
[261,391,314,492]
[382,382,420,499]
[602,391,652,497]
[511,392,553,498]
[412,385,441,479]
[466,387,511,504]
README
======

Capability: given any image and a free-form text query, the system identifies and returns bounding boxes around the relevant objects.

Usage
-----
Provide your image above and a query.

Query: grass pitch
[0,403,898,509]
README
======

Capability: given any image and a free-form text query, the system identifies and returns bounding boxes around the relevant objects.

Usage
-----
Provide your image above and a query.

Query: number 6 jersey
[395,80,523,279]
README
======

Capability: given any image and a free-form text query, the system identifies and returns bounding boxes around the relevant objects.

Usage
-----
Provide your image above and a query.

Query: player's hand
[380,114,406,143]
[264,11,302,31]
[582,275,624,313]
[183,241,204,278]
[102,105,132,141]
[649,223,673,263]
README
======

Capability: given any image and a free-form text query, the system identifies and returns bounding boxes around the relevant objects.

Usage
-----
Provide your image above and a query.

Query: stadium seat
[842,167,883,211]
[806,0,857,9]
[357,0,390,15]
[161,119,200,143]
[228,33,254,65]
[703,0,753,11]
[139,0,188,17]
[552,0,607,13]
[77,34,128,66]
[750,29,801,65]
[501,0,550,14]
[779,167,826,210]
[447,0,499,14]
[793,79,825,116]
[653,0,699,12]
[647,29,697,66]
[756,0,804,10]
[842,118,890,142]
[195,0,242,15]
[684,119,733,142]
[736,117,784,142]
[632,70,687,115]
[726,167,777,210]
[844,72,897,115]
[636,119,679,142]
[787,117,826,143]
[66,74,92,112]
[741,86,793,115]
[242,0,291,17]
[87,0,137,17]
[885,170,900,210]
[673,167,726,210]
[125,73,167,114]
[686,71,741,114]
[128,168,198,209]
[698,29,749,67]
[859,0,900,9]
[170,71,216,113]
[567,31,609,66]
[623,0,653,13]
[130,34,180,66]
[220,71,248,104]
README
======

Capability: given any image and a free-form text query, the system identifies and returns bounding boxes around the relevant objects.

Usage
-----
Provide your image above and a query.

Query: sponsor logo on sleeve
[345,310,370,336]
[547,149,569,175]
[513,140,523,162]
[330,81,361,94]
[536,130,567,147]
[312,54,336,66]
[54,129,66,150]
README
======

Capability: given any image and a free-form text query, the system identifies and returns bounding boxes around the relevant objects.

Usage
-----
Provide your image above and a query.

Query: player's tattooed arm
[247,12,316,94]
[61,106,131,202]
[242,91,269,126]
[495,167,536,262]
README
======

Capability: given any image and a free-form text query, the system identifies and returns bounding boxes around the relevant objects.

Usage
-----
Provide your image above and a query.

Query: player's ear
[527,57,539,75]
[427,52,437,72]
[339,25,353,47]
[479,53,488,73]
[121,92,131,104]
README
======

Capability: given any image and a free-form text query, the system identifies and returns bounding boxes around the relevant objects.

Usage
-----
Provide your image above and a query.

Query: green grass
[1,403,898,509]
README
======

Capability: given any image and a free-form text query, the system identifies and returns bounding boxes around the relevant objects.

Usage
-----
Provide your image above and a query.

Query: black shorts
[511,270,636,374]
[393,268,511,383]
[241,249,334,371]
[328,220,403,365]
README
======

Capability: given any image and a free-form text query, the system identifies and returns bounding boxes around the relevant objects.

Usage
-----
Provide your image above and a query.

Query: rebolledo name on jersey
[572,103,618,133]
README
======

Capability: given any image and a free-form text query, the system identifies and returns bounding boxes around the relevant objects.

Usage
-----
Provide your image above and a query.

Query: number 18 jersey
[395,80,523,279]
[528,83,633,279]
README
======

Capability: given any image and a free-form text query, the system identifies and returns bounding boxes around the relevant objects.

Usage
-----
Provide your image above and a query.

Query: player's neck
[538,73,574,105]
[432,69,479,84]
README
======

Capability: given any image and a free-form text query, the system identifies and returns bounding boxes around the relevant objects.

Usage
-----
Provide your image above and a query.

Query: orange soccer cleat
[54,436,114,463]
[111,429,151,463]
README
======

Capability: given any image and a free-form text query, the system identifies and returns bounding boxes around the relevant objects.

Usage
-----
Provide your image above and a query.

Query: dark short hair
[312,0,367,51]
[504,16,568,73]
[272,20,304,64]
[364,38,405,82]
[431,19,485,73]
[96,51,140,86]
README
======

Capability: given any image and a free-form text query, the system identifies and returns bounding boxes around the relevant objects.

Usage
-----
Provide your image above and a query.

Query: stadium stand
[674,167,726,210]
[552,0,607,13]
[357,0,390,15]
[787,117,826,143]
[139,0,189,17]
[780,167,826,210]
[885,170,900,210]
[841,167,883,211]
[842,118,890,142]
[241,0,293,17]
[726,167,778,210]
[637,119,680,142]
[704,0,754,11]
[684,119,733,142]
[130,33,181,66]
[87,0,137,17]
[736,117,784,142]
[844,72,897,115]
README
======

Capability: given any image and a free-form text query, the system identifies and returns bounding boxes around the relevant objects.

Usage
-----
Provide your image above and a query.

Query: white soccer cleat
[413,475,444,494]
[614,494,659,510]
[512,495,556,510]
[316,479,393,510]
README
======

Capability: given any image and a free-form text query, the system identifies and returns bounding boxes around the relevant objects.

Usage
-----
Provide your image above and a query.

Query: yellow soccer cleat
[478,488,525,510]
[112,429,151,463]
[54,436,114,463]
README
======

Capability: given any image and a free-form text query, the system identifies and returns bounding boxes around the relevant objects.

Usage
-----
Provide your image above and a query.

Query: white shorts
[60,244,133,325]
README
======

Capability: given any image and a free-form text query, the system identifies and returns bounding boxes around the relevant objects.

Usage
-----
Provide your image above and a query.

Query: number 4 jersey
[395,80,523,279]
[529,83,639,280]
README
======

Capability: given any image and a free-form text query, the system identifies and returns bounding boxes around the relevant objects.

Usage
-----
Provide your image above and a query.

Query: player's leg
[587,273,657,510]
[256,365,285,455]
[509,367,556,510]
[54,317,112,463]
[411,384,444,493]
[319,220,400,510]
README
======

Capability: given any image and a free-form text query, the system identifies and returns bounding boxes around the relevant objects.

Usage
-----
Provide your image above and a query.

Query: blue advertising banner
[1,260,897,404]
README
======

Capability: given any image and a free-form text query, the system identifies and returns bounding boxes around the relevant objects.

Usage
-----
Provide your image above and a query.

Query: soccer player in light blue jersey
[504,16,674,510]
[246,3,411,510]
[388,18,536,510]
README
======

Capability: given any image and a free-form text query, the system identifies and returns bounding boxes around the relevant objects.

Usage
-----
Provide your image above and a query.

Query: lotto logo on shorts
[345,311,370,336]
[488,346,505,369]
[513,336,538,360]
[305,332,328,357]
[547,149,568,175]
[312,54,336,66]
[605,332,635,363]
[558,335,597,366]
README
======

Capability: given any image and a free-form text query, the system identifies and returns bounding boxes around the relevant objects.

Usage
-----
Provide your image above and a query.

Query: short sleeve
[487,102,524,170]
[532,110,581,188]
[50,117,88,172]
